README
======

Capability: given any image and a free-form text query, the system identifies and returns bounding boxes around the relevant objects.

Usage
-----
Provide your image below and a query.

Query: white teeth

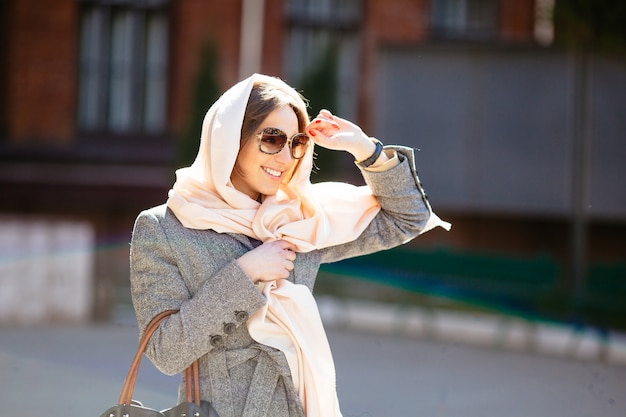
[263,167,282,177]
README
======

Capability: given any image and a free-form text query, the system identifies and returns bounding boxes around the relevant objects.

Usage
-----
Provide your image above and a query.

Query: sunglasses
[256,127,310,159]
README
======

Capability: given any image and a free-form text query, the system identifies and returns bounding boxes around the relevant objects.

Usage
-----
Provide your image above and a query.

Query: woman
[130,73,450,417]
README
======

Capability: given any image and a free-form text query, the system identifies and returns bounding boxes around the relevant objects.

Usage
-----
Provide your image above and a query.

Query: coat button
[235,311,249,322]
[223,322,236,334]
[210,335,223,347]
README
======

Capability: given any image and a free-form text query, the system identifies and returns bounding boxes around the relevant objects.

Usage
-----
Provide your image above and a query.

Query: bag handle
[118,310,201,406]
[186,359,201,403]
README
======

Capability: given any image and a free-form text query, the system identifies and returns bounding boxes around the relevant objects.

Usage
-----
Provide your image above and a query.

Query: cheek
[232,162,247,180]
[233,144,255,176]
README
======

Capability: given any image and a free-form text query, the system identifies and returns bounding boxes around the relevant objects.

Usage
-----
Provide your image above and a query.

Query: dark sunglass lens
[291,134,309,158]
[292,134,309,146]
[260,129,287,153]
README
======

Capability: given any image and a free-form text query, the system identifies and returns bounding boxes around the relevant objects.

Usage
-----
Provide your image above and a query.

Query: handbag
[100,309,219,417]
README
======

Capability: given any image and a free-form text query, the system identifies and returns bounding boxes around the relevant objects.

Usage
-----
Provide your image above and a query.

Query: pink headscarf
[167,73,380,252]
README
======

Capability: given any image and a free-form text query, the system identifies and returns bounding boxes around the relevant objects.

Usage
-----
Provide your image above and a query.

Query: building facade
[2,0,623,323]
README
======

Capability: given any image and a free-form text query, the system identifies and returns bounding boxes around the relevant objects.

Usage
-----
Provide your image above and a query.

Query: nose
[275,142,294,164]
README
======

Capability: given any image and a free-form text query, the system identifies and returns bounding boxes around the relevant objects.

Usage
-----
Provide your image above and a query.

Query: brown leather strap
[186,366,193,403]
[184,360,201,405]
[191,360,201,405]
[118,310,201,406]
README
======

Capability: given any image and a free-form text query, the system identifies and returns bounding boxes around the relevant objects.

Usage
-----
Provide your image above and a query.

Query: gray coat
[130,146,434,417]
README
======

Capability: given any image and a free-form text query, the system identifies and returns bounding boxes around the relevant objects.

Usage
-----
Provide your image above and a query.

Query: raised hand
[305,109,386,164]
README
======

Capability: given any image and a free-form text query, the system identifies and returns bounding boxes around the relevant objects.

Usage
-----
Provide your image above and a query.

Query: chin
[261,187,280,197]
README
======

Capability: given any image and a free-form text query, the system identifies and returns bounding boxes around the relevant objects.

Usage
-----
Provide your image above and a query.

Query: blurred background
[1,0,625,340]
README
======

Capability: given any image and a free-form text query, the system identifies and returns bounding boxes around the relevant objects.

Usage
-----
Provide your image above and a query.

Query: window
[284,0,362,119]
[430,0,498,40]
[77,1,168,134]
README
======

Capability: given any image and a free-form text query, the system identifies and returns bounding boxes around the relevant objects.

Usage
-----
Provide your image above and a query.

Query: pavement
[1,298,625,417]
[316,296,626,366]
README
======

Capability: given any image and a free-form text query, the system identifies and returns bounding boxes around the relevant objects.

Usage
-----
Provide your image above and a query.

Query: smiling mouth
[262,167,282,178]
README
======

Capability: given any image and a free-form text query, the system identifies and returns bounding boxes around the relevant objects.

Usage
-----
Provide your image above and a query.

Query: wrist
[355,139,383,168]
[236,256,254,282]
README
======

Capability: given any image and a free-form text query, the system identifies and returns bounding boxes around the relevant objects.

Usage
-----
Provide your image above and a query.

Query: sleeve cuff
[358,148,400,172]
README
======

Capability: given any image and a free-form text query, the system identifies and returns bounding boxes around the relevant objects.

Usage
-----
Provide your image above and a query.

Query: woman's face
[231,105,300,200]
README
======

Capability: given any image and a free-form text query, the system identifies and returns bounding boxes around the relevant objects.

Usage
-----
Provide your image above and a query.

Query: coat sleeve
[318,145,441,264]
[129,208,266,375]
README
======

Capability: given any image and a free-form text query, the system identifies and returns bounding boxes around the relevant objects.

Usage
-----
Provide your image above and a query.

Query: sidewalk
[315,296,626,366]
[2,299,625,416]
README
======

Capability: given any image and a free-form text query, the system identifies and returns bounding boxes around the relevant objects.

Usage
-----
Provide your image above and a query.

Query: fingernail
[309,130,316,136]
[332,124,339,129]
[315,120,321,124]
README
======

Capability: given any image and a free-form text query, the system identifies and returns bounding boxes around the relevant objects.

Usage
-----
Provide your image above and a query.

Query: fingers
[239,239,300,283]
[277,240,297,251]
[316,109,354,127]
[316,109,337,124]
[306,109,363,140]
[308,110,340,130]
[306,119,340,149]
[276,241,296,276]
[284,260,295,272]
[279,241,296,263]
[284,250,296,262]
[271,239,297,269]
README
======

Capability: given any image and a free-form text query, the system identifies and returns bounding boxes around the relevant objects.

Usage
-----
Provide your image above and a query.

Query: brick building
[3,0,624,324]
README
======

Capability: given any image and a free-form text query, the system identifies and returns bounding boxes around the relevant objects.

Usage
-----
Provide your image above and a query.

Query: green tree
[296,46,340,182]
[554,0,626,54]
[176,40,220,168]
